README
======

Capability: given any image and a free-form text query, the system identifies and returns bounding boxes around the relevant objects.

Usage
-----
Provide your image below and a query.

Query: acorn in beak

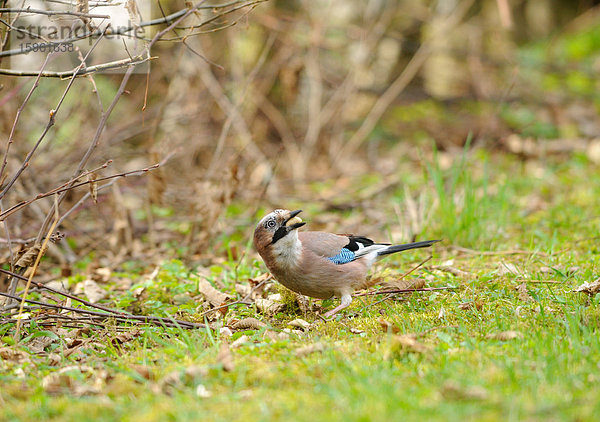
[285,209,305,230]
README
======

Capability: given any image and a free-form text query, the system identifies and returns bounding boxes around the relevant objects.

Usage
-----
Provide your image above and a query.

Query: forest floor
[1,148,600,421]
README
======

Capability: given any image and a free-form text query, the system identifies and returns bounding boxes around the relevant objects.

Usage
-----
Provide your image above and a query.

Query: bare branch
[0,290,207,329]
[0,55,155,78]
[0,7,110,19]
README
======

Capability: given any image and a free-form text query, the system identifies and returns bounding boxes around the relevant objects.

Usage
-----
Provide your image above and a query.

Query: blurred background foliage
[1,0,600,269]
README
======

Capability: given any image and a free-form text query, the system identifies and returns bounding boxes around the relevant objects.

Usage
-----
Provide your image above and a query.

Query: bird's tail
[376,239,441,257]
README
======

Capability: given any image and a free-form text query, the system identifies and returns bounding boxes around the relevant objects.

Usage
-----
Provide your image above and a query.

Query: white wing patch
[353,244,388,258]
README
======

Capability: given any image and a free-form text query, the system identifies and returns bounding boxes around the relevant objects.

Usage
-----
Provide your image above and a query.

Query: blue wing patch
[327,248,355,264]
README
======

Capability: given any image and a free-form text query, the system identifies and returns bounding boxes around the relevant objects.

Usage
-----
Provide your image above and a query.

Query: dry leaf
[248,272,271,287]
[380,278,426,290]
[82,279,107,303]
[160,370,183,391]
[255,298,284,315]
[45,280,69,293]
[441,380,489,401]
[48,353,62,366]
[263,330,286,341]
[573,278,600,296]
[295,342,325,357]
[282,328,302,337]
[184,365,208,383]
[486,331,524,341]
[197,279,232,308]
[27,334,57,354]
[231,335,250,349]
[94,267,111,282]
[0,347,30,363]
[391,335,429,353]
[587,139,600,164]
[437,306,447,319]
[384,335,430,359]
[196,384,212,398]
[231,317,266,330]
[125,0,141,26]
[235,283,252,297]
[131,364,154,381]
[288,319,311,331]
[42,373,75,395]
[217,342,234,372]
[294,293,311,313]
[379,319,401,334]
[15,243,45,268]
[42,365,101,396]
[219,327,233,337]
[88,172,98,204]
[110,330,139,347]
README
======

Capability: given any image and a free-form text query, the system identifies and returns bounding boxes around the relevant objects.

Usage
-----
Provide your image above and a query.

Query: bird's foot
[322,294,352,320]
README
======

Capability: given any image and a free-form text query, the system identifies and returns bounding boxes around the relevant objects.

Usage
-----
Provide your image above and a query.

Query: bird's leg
[323,294,352,318]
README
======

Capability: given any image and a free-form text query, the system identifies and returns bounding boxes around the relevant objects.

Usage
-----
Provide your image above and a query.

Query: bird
[253,209,440,318]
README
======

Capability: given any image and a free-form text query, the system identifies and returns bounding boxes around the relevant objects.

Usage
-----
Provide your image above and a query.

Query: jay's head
[253,209,306,252]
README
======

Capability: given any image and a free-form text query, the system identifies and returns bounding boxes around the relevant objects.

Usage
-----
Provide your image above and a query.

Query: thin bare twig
[0,7,110,19]
[0,161,166,221]
[0,55,155,78]
[14,197,59,341]
[0,267,129,316]
[0,290,207,329]
[358,286,455,296]
[0,27,109,200]
[0,54,52,182]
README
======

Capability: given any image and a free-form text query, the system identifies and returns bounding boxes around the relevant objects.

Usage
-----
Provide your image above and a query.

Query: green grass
[2,152,600,421]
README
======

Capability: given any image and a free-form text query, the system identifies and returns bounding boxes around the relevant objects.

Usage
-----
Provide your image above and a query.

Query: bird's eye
[266,219,276,229]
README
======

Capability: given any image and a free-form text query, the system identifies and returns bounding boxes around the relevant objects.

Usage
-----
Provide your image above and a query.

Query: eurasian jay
[253,209,440,317]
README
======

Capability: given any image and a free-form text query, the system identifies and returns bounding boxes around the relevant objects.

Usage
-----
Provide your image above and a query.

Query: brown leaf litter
[486,331,524,341]
[294,342,325,357]
[217,342,235,372]
[385,335,430,358]
[441,380,489,401]
[231,317,267,330]
[573,278,600,296]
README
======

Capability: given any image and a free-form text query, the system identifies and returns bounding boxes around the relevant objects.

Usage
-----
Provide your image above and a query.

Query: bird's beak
[285,209,305,230]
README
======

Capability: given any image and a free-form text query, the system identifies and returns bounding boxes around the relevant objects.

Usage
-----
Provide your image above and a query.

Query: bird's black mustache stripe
[271,222,306,244]
[271,210,306,244]
[272,226,289,244]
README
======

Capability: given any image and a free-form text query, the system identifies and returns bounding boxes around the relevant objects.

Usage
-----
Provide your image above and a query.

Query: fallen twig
[356,286,455,297]
[0,267,129,316]
[428,265,470,277]
[0,291,206,330]
[0,160,167,221]
[14,198,59,340]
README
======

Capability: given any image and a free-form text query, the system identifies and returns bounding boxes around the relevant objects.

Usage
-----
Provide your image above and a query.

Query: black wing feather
[342,235,390,252]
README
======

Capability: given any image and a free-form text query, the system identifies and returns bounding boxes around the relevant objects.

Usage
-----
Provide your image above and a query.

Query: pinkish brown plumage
[253,209,440,317]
